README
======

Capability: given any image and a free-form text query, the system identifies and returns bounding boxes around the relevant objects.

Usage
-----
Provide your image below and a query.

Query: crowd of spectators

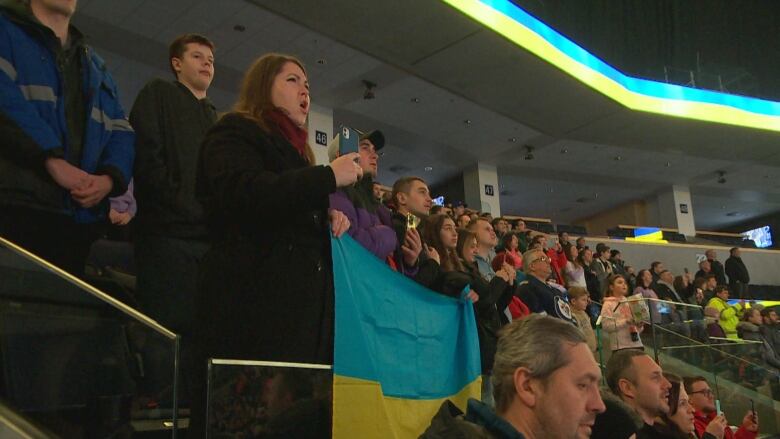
[0,0,775,437]
[422,315,761,439]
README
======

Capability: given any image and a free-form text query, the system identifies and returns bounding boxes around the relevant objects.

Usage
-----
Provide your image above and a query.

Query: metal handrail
[0,236,176,340]
[0,399,57,439]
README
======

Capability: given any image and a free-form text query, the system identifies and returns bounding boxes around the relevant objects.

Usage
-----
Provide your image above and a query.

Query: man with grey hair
[605,349,671,435]
[517,248,576,325]
[422,315,605,438]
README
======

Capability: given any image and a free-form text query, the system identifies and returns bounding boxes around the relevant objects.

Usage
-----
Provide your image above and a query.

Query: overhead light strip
[443,0,780,132]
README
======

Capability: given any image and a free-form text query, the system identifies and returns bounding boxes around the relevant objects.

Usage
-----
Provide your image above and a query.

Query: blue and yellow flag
[625,227,668,244]
[331,235,482,438]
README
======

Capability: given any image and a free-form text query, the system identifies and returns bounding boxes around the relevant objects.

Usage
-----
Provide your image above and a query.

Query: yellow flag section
[333,376,481,438]
[331,235,482,438]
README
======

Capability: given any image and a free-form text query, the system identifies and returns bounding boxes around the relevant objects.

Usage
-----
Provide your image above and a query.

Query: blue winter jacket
[0,6,134,223]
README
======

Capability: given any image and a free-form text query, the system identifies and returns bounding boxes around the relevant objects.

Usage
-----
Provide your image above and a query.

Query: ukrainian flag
[331,235,482,438]
[626,227,668,244]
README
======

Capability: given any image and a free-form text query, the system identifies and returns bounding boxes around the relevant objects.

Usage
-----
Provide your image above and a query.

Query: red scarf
[265,109,308,160]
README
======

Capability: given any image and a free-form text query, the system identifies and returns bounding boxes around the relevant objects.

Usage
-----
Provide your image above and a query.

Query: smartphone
[338,126,359,157]
[750,399,756,422]
[407,213,417,230]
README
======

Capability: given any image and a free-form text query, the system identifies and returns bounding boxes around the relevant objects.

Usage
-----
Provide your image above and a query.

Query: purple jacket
[110,179,137,217]
[329,189,397,260]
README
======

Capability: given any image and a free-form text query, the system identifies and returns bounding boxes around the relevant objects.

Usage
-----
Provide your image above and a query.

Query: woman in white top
[563,243,586,288]
[634,269,662,325]
[599,274,644,351]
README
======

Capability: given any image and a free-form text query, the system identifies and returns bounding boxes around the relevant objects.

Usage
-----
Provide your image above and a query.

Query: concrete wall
[463,163,501,216]
[574,200,648,236]
[581,237,780,286]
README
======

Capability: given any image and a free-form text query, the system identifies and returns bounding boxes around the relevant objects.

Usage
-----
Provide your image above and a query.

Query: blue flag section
[331,235,482,438]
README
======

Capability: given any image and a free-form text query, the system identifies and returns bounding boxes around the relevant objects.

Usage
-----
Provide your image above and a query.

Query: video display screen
[742,225,773,248]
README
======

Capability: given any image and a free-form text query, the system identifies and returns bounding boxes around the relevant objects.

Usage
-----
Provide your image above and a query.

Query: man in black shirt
[705,249,727,286]
[725,247,751,299]
[605,350,672,438]
[130,34,217,399]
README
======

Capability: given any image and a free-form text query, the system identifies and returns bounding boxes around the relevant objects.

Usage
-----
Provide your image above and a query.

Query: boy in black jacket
[130,34,217,401]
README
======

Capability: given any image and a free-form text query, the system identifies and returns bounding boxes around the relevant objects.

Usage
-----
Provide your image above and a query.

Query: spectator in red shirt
[683,376,758,439]
[492,232,522,272]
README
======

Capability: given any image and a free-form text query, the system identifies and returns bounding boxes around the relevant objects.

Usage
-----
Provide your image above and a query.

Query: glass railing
[652,324,779,433]
[0,236,182,438]
[0,398,57,438]
[204,358,332,438]
[596,296,780,434]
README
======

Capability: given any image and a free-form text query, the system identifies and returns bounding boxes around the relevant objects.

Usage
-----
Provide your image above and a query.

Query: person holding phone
[328,129,400,262]
[191,53,362,437]
[684,376,758,439]
[388,176,431,276]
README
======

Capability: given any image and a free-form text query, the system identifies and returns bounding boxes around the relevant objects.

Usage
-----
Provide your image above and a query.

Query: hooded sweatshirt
[329,175,397,260]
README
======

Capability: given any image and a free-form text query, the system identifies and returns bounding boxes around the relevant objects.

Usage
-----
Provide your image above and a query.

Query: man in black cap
[329,130,422,269]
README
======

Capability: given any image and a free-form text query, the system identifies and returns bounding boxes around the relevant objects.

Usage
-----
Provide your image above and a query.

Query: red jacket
[693,410,756,439]
[492,249,522,272]
[546,247,567,285]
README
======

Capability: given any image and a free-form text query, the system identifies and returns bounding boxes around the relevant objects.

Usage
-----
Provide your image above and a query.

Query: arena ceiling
[73,0,780,231]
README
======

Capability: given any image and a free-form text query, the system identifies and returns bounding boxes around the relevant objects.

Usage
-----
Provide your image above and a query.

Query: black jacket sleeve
[431,271,472,299]
[0,110,63,169]
[130,80,178,208]
[725,258,750,284]
[198,115,336,222]
[517,283,540,313]
[471,275,511,314]
[413,258,441,290]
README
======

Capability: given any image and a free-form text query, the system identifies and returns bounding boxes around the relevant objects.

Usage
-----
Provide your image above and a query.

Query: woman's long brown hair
[420,214,463,273]
[234,53,315,164]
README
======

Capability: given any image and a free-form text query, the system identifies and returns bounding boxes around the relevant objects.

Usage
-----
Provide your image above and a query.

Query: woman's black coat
[194,113,338,364]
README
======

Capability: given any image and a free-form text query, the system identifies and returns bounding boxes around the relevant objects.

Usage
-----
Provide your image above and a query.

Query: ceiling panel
[70,0,780,230]
[412,29,624,136]
[691,193,780,230]
[497,174,647,222]
[118,1,188,37]
[250,0,483,67]
[78,0,145,26]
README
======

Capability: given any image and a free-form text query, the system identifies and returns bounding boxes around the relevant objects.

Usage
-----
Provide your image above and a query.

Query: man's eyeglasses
[689,388,713,398]
[531,255,551,264]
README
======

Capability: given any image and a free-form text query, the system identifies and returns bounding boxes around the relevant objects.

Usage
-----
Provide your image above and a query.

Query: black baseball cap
[360,130,385,150]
